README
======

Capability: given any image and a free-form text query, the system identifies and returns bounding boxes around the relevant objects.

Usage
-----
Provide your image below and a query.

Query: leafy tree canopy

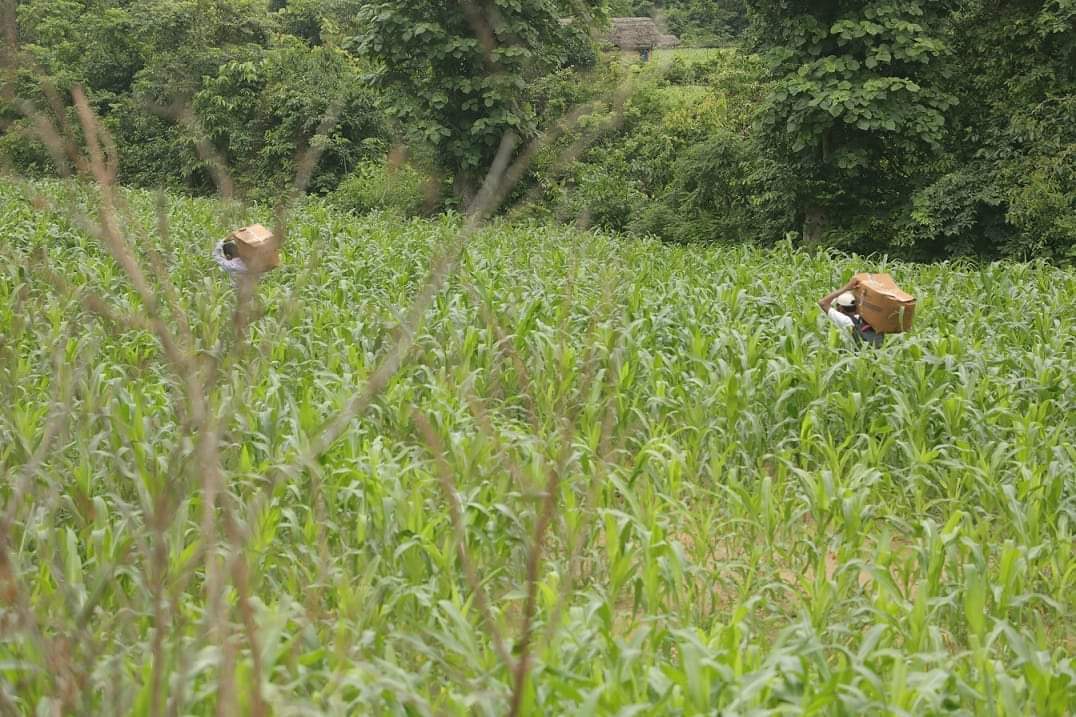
[350,1,602,200]
[751,1,957,244]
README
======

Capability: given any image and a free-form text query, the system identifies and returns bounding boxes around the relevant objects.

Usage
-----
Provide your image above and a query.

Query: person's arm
[212,240,248,274]
[818,276,859,313]
[827,306,855,329]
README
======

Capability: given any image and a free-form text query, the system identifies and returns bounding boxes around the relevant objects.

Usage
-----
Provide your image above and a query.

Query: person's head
[835,292,857,315]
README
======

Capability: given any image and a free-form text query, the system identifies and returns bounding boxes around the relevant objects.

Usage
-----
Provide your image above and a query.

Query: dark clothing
[852,315,884,347]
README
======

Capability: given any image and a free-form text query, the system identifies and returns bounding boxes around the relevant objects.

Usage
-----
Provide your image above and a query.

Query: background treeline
[607,0,749,47]
[0,0,1072,260]
[1,0,386,199]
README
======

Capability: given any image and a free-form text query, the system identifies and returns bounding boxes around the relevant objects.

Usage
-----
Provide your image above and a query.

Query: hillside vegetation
[2,1,1072,259]
[1,180,1073,714]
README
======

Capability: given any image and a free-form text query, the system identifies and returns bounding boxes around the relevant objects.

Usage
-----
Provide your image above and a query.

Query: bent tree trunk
[453,171,477,213]
[803,128,833,246]
[803,206,827,247]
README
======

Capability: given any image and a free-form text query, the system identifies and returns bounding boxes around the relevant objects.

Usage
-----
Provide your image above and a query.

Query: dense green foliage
[0,2,1072,259]
[745,0,1075,259]
[606,0,749,47]
[895,0,1076,260]
[537,5,1073,260]
[329,155,435,216]
[2,180,1074,713]
[348,0,600,202]
[523,50,786,240]
[2,0,386,199]
[662,0,748,48]
[751,1,956,247]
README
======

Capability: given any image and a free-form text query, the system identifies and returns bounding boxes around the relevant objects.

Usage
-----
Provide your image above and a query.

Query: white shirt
[828,307,855,329]
[212,241,248,275]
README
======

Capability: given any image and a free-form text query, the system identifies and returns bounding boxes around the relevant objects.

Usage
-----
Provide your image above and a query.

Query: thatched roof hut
[656,33,681,49]
[607,17,658,51]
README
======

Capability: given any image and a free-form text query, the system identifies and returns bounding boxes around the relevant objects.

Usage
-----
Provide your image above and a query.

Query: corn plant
[1,170,1074,715]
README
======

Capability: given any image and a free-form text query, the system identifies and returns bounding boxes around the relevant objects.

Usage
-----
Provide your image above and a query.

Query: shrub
[568,164,647,231]
[555,24,599,70]
[4,0,387,198]
[529,56,773,238]
[631,130,794,244]
[330,159,433,216]
[662,57,694,86]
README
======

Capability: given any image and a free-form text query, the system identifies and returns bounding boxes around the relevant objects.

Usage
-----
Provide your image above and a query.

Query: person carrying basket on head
[819,277,884,347]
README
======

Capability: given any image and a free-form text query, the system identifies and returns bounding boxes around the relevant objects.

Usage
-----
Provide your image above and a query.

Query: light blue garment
[212,241,248,275]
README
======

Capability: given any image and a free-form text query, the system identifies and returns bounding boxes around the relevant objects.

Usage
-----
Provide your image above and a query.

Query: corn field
[1,179,1074,715]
